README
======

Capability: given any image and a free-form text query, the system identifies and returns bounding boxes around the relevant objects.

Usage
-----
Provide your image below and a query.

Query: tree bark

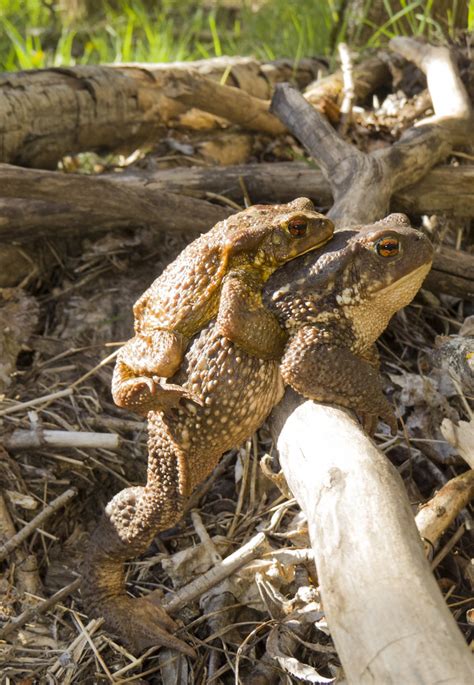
[118,161,474,218]
[269,37,473,684]
[272,398,474,684]
[424,246,474,300]
[0,57,322,169]
[0,164,229,241]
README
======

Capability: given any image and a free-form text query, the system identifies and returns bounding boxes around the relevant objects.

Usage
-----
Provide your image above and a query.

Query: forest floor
[0,40,473,684]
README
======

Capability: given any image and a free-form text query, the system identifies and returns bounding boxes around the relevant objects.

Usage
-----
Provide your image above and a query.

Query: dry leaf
[441,418,474,468]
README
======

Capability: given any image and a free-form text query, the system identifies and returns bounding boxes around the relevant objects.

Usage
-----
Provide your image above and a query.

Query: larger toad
[265,213,434,432]
[82,214,433,656]
[112,198,334,415]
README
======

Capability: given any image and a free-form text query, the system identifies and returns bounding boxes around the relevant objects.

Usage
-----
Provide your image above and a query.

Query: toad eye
[375,237,400,257]
[287,218,308,237]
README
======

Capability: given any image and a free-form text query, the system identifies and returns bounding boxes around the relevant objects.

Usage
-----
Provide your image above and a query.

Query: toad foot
[114,375,202,416]
[100,594,196,657]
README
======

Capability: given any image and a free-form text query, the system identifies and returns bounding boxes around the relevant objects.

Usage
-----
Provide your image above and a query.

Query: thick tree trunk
[269,38,473,683]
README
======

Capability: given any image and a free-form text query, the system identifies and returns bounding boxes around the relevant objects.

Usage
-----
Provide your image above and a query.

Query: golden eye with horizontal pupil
[287,218,308,237]
[375,237,400,257]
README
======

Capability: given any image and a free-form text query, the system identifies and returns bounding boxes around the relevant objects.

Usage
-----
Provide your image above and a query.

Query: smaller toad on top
[112,198,334,415]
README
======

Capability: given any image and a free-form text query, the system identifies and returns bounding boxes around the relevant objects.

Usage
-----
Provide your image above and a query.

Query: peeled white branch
[269,38,474,683]
[5,429,120,451]
[272,400,474,683]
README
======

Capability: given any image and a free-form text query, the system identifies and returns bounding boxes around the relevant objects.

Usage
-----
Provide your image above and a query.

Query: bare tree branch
[268,37,473,683]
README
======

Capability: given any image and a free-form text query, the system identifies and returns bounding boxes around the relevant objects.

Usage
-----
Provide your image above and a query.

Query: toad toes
[83,214,432,656]
[112,198,334,415]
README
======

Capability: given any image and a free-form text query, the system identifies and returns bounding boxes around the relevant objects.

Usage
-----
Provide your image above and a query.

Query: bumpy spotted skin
[264,214,434,432]
[112,198,333,415]
[83,326,284,655]
[83,214,433,655]
[216,270,289,360]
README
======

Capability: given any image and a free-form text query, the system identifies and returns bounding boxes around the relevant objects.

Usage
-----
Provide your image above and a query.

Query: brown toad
[83,215,433,656]
[112,198,334,415]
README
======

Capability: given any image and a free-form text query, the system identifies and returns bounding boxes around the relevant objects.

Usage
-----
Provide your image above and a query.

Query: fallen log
[0,164,229,241]
[269,38,473,683]
[424,246,474,300]
[118,161,474,218]
[393,165,474,215]
[272,399,474,684]
[2,162,472,298]
[0,57,323,169]
[161,70,285,135]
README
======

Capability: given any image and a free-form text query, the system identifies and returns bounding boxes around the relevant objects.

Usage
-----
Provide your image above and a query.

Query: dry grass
[0,57,473,683]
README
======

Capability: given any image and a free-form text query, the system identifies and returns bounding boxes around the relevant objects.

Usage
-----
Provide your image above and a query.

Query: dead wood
[424,246,474,300]
[0,488,77,562]
[0,493,42,605]
[118,161,474,218]
[392,164,474,216]
[272,399,474,683]
[304,54,390,106]
[0,164,229,242]
[4,429,120,451]
[161,70,285,135]
[415,470,474,549]
[0,577,81,640]
[115,55,325,96]
[0,57,322,169]
[160,532,268,614]
[269,37,473,683]
[2,162,472,299]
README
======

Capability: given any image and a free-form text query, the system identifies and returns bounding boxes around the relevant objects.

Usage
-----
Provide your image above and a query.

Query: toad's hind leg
[82,424,195,656]
[216,271,288,360]
[112,331,200,415]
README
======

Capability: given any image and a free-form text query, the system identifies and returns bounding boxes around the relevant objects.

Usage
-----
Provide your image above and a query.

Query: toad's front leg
[281,326,397,435]
[82,426,196,656]
[216,271,288,360]
[112,331,201,415]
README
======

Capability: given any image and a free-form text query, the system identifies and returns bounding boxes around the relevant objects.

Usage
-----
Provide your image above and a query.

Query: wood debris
[0,38,472,683]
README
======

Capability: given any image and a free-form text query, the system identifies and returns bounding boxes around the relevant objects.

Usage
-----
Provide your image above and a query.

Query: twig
[238,176,252,208]
[226,442,251,539]
[416,470,474,549]
[0,388,73,417]
[72,611,114,682]
[5,429,120,451]
[70,349,119,389]
[161,532,267,614]
[431,524,466,571]
[0,488,77,562]
[337,42,354,134]
[0,577,81,639]
[191,509,222,564]
[47,617,104,676]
